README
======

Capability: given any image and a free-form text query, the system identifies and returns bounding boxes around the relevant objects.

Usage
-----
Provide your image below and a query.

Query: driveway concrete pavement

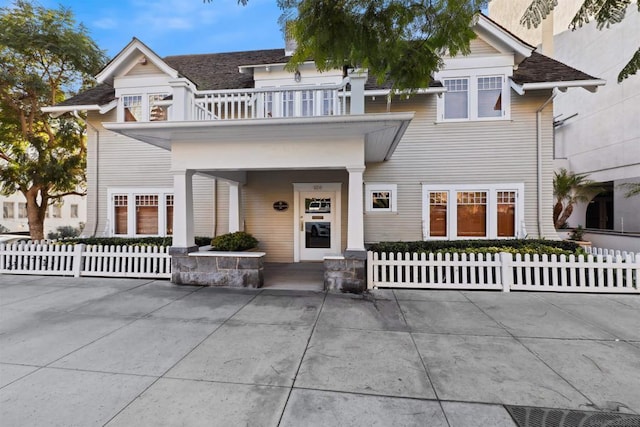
[1,274,639,426]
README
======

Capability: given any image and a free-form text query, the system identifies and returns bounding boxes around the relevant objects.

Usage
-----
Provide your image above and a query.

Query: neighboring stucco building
[490,1,640,232]
[0,192,87,236]
[45,14,603,288]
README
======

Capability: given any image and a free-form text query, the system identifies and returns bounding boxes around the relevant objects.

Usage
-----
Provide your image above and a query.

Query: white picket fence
[367,251,640,293]
[0,242,171,279]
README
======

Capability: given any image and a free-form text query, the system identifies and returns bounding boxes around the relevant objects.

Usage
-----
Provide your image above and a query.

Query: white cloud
[92,17,118,30]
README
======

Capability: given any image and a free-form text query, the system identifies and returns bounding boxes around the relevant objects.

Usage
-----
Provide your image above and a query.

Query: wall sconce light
[294,70,301,82]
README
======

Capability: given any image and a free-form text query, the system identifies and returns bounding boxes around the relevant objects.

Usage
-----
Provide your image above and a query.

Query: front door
[299,190,339,261]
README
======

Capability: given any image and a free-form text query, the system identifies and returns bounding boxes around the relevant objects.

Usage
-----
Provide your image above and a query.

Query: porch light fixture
[294,70,301,82]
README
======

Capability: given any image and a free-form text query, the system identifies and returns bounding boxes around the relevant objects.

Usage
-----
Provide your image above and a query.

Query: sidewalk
[1,275,639,426]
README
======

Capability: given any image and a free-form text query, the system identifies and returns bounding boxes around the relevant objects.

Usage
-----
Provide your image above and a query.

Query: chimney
[541,12,554,57]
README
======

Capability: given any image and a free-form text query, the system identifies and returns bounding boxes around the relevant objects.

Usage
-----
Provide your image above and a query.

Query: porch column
[346,165,366,254]
[229,182,240,233]
[171,169,196,250]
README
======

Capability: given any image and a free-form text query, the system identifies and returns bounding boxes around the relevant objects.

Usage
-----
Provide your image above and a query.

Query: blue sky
[1,0,285,59]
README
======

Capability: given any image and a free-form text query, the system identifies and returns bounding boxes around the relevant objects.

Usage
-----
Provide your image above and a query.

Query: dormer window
[123,95,142,122]
[120,92,169,122]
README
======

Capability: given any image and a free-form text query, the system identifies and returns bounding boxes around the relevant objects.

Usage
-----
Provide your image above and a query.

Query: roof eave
[476,14,534,63]
[510,79,607,95]
[41,100,117,117]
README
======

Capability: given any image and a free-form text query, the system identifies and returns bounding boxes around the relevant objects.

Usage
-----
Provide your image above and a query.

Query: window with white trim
[123,95,142,122]
[70,204,79,219]
[18,202,27,219]
[443,78,469,119]
[108,189,173,237]
[301,90,314,116]
[149,93,169,121]
[422,184,523,239]
[365,184,398,212]
[3,202,14,219]
[438,70,510,121]
[282,91,294,117]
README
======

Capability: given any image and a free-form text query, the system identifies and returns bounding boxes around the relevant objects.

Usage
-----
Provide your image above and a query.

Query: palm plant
[553,168,600,229]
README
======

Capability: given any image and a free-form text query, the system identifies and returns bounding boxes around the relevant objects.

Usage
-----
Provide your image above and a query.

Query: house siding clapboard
[362,90,556,242]
[85,110,216,238]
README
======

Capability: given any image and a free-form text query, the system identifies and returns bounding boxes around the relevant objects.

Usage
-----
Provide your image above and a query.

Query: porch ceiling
[102,112,414,163]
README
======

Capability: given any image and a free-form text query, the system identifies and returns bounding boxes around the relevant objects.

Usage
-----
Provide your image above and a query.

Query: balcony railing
[191,78,350,121]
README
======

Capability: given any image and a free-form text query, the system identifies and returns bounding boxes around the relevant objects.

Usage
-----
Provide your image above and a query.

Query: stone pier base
[324,254,366,293]
[171,249,265,288]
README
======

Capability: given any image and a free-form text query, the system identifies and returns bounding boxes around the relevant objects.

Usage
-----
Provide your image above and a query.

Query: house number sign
[273,201,289,211]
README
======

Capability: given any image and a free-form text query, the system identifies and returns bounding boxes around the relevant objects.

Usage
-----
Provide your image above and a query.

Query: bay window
[422,184,523,239]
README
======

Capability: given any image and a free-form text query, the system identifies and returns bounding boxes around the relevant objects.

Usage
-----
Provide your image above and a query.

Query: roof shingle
[512,52,597,84]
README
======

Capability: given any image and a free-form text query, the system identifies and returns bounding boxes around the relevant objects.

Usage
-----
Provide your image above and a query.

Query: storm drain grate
[504,405,640,427]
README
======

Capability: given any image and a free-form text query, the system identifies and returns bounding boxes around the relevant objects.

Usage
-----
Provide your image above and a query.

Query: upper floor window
[121,93,169,122]
[439,72,509,121]
[3,202,14,219]
[443,79,469,119]
[123,95,142,122]
[18,202,27,219]
[301,90,314,116]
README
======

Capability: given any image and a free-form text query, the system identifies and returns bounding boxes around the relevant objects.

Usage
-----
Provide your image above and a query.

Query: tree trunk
[24,187,48,241]
[553,201,564,228]
[555,203,574,230]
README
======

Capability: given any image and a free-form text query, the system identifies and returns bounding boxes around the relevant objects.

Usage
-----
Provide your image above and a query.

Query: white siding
[468,38,501,56]
[85,110,215,238]
[362,90,556,242]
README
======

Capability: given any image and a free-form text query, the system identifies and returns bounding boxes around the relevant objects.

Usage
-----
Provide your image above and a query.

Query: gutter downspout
[535,89,557,238]
[76,111,100,237]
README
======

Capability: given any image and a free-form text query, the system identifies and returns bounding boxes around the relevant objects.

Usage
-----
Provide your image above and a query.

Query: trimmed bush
[61,236,212,247]
[368,239,582,256]
[210,231,258,252]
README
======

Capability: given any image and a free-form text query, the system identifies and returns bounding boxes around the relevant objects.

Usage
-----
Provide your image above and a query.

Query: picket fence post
[499,252,513,292]
[72,244,85,277]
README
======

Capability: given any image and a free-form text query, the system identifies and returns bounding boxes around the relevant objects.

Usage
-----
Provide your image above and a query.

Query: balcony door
[294,183,341,262]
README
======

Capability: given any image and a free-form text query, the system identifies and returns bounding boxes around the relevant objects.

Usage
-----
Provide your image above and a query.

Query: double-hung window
[109,189,173,237]
[443,78,469,119]
[438,70,510,121]
[422,184,523,239]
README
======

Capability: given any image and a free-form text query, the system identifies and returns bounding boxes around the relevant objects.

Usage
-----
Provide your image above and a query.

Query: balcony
[191,78,350,121]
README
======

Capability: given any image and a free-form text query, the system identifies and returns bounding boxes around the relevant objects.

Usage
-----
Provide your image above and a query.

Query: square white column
[346,166,366,252]
[228,182,241,233]
[172,169,195,248]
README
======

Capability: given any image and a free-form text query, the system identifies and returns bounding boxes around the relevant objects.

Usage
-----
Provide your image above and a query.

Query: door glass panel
[305,198,331,213]
[305,222,330,248]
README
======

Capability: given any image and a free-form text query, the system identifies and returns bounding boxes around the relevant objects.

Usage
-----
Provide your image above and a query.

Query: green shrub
[368,239,582,256]
[48,225,82,240]
[210,231,258,251]
[61,236,212,247]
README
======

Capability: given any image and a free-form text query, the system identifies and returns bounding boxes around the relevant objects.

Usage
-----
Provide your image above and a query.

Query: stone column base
[171,250,265,288]
[324,254,366,293]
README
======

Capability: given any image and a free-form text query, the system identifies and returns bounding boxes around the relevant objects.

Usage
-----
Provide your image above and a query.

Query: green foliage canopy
[520,0,640,82]
[213,0,487,90]
[0,0,106,239]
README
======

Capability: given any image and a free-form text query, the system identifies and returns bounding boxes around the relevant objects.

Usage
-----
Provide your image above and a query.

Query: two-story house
[45,14,603,289]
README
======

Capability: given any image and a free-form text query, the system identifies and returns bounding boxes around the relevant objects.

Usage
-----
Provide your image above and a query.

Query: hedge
[368,239,582,256]
[59,236,212,247]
